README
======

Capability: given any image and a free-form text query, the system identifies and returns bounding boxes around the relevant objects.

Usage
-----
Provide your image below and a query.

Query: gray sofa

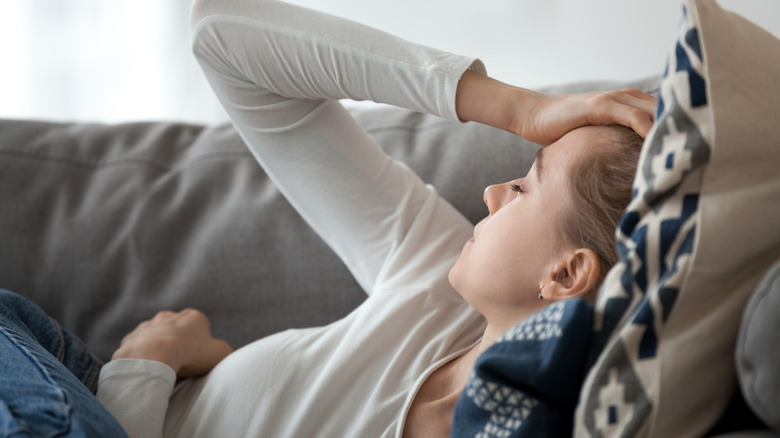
[0,74,777,436]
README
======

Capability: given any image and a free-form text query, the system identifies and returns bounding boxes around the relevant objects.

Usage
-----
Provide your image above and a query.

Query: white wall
[0,0,777,124]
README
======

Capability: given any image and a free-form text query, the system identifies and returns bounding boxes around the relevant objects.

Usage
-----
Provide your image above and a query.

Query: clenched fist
[112,308,233,377]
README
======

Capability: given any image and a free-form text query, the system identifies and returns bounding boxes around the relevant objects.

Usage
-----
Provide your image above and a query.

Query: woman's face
[449,126,602,327]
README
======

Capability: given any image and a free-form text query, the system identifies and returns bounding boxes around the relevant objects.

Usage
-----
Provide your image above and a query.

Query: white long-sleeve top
[96,1,487,436]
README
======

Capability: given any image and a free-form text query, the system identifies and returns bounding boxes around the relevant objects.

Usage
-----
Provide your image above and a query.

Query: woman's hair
[559,125,643,296]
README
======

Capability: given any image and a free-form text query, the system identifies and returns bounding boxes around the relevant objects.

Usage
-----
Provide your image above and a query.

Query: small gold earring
[538,284,544,300]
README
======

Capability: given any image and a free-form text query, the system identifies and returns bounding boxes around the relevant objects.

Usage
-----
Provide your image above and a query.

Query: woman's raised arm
[190,0,480,294]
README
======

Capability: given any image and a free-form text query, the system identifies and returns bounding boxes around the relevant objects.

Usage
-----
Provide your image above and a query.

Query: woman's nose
[483,181,515,215]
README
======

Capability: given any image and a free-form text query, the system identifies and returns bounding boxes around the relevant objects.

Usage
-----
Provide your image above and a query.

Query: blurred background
[0,0,777,124]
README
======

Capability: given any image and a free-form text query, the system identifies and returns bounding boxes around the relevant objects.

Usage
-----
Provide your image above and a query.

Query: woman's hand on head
[112,308,233,378]
[455,70,657,145]
[514,88,657,145]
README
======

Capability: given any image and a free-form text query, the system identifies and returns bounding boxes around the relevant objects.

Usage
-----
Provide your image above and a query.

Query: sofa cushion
[574,1,780,436]
[737,259,780,432]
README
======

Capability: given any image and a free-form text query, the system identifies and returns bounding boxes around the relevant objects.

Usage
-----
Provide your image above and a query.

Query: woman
[4,0,656,437]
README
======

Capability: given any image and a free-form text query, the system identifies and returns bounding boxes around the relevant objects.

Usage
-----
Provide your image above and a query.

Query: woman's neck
[402,325,510,437]
[440,324,504,396]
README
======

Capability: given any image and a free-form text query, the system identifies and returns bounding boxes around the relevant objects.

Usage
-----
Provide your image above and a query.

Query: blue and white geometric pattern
[496,301,565,343]
[578,1,713,435]
[464,375,539,438]
[452,298,593,438]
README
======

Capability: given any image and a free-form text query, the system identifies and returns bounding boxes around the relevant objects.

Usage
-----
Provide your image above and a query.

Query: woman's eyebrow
[534,147,545,183]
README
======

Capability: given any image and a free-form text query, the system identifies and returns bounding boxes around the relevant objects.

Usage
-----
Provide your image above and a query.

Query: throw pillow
[575,1,780,437]
[737,258,780,432]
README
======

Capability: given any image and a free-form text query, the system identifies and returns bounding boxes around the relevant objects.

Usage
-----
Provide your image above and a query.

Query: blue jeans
[0,289,127,437]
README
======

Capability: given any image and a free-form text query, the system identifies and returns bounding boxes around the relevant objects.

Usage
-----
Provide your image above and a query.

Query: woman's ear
[543,249,601,301]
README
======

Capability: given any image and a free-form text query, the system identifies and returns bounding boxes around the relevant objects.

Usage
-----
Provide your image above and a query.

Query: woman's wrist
[455,70,534,134]
[112,336,183,373]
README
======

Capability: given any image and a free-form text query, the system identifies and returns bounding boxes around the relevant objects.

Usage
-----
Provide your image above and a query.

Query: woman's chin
[448,265,477,309]
[447,260,465,293]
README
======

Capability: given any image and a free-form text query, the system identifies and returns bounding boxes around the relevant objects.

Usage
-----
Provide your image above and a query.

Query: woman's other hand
[112,309,233,377]
[455,70,657,145]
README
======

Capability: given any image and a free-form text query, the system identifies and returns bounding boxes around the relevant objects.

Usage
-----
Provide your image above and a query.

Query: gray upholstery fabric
[712,433,780,438]
[737,259,780,432]
[0,75,659,361]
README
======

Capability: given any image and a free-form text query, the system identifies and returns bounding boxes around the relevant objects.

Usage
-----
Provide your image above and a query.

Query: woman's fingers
[585,89,658,138]
[586,102,654,138]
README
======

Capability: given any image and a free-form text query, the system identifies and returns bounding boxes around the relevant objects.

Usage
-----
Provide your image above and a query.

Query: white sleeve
[190,0,481,294]
[96,359,176,438]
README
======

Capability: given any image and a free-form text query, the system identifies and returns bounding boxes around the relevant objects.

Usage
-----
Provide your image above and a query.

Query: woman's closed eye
[510,183,525,194]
